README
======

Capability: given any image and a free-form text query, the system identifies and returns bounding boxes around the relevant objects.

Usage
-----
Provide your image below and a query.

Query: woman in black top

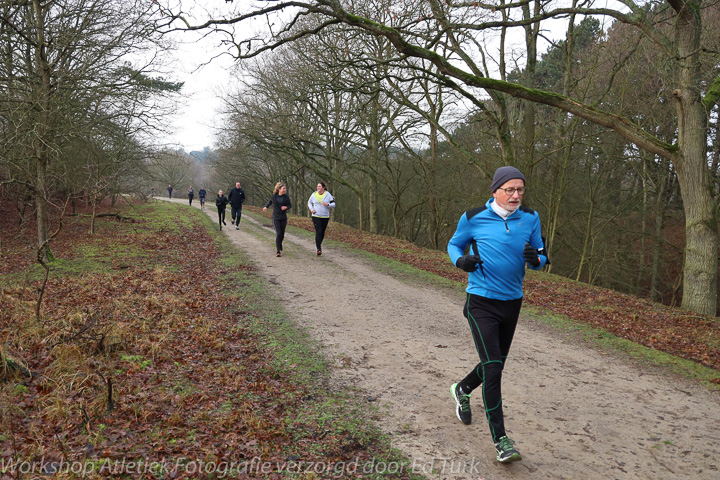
[215,190,228,229]
[263,182,292,256]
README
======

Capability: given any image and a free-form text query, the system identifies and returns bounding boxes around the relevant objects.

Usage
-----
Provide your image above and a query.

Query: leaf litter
[0,199,418,479]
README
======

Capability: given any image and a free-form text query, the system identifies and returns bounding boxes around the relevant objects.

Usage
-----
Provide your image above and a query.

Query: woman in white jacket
[307,182,336,255]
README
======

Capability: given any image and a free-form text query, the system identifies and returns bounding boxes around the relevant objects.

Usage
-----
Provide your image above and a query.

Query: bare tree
[0,0,177,259]
[147,149,195,189]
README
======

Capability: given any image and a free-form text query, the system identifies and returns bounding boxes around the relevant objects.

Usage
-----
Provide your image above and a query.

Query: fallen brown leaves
[259,208,720,372]
[0,200,413,479]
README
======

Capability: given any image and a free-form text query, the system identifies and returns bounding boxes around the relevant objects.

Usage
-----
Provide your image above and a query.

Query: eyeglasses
[498,187,525,195]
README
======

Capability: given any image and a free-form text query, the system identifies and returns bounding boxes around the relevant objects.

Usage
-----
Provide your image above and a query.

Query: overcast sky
[163,29,235,153]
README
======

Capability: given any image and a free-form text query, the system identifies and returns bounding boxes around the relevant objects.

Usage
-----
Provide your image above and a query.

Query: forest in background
[205,3,720,313]
[1,0,720,315]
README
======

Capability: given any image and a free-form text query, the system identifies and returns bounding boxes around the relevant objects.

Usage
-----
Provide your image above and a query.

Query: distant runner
[227,182,246,230]
[215,190,228,230]
[263,182,292,257]
[198,187,207,210]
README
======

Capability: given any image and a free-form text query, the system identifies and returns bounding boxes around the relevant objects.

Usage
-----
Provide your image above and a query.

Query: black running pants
[458,294,522,443]
[312,217,330,251]
[231,206,242,225]
[273,217,287,253]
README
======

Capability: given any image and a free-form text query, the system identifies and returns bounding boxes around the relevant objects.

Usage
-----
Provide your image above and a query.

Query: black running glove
[523,243,540,267]
[456,255,482,272]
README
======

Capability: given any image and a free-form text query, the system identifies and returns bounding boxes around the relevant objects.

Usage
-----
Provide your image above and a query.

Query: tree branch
[331,10,679,161]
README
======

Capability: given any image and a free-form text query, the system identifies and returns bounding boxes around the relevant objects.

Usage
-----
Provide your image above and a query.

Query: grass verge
[0,199,423,480]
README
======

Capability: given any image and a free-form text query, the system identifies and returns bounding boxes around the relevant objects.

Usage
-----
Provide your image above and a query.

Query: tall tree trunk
[357,187,365,231]
[672,0,717,315]
[367,93,380,234]
[650,171,671,302]
[90,195,97,235]
[368,169,378,234]
[575,143,612,284]
[428,122,439,248]
[494,1,514,165]
[520,0,539,177]
[32,0,51,260]
[545,9,580,270]
[635,154,651,296]
[34,158,50,255]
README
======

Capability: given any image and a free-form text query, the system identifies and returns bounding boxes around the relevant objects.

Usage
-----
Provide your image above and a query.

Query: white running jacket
[307,191,336,218]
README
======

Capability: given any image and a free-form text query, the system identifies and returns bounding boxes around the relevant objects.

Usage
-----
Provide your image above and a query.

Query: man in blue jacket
[447,166,547,464]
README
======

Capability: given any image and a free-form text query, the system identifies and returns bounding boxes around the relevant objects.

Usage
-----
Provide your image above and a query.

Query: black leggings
[273,217,287,252]
[217,209,225,225]
[459,294,522,443]
[188,194,194,205]
[312,217,329,251]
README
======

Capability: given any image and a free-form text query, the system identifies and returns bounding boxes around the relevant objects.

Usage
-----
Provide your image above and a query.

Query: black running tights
[458,294,522,443]
[312,217,329,251]
[273,217,287,253]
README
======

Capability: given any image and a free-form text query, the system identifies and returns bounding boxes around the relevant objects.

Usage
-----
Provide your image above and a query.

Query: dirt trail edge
[167,199,719,480]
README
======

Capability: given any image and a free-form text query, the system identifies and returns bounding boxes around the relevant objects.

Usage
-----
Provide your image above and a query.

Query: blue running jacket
[447,198,547,301]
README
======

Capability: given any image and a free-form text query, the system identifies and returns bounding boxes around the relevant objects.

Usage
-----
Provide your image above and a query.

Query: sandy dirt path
[164,198,719,479]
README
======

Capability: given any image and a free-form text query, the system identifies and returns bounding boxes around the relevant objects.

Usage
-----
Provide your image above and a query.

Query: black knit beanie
[491,166,525,192]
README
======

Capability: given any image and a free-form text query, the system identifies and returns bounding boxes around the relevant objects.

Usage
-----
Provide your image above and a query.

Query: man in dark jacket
[198,187,207,210]
[227,182,246,230]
